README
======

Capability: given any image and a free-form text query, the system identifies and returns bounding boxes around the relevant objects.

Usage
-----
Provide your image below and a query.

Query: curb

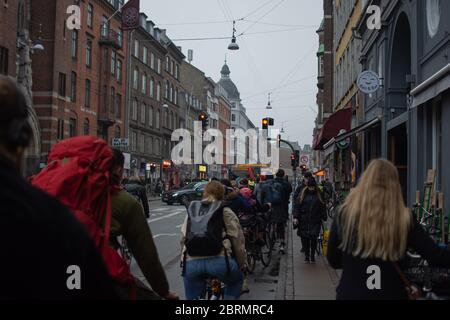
[275,219,294,300]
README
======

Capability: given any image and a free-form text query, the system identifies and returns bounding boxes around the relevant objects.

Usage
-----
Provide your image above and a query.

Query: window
[232,114,236,122]
[57,119,64,140]
[156,110,160,129]
[71,30,78,58]
[133,68,139,90]
[148,106,153,126]
[132,99,138,121]
[87,4,93,28]
[83,118,90,135]
[86,39,92,67]
[114,126,121,139]
[141,103,146,124]
[170,85,173,102]
[166,56,170,71]
[85,79,91,107]
[0,47,8,75]
[139,134,145,153]
[165,81,169,99]
[143,46,148,64]
[115,94,121,119]
[70,72,77,102]
[318,55,324,77]
[149,137,153,154]
[171,61,175,76]
[134,40,139,57]
[141,73,147,94]
[175,88,178,105]
[110,87,115,114]
[157,59,161,74]
[175,64,179,79]
[150,52,155,69]
[149,78,154,98]
[154,138,160,155]
[101,16,109,37]
[131,131,137,152]
[111,50,117,76]
[58,73,66,97]
[116,59,122,82]
[69,118,77,138]
[156,82,161,101]
[117,29,123,47]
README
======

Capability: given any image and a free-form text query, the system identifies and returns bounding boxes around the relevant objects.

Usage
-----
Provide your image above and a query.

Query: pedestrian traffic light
[199,112,209,130]
[262,118,269,130]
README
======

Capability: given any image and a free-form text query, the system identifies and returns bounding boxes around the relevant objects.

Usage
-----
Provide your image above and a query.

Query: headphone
[6,117,32,149]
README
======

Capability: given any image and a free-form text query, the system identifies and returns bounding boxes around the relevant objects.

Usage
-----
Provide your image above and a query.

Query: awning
[410,63,450,108]
[334,116,382,143]
[313,107,352,150]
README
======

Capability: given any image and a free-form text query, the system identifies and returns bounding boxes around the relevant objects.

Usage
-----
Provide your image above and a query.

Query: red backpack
[31,136,135,296]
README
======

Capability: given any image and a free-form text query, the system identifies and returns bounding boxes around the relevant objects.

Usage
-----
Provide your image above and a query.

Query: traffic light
[277,134,281,148]
[291,153,296,168]
[295,150,300,167]
[262,118,269,130]
[199,112,209,130]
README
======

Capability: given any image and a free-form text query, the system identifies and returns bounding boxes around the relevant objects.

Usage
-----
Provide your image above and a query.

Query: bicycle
[240,212,273,273]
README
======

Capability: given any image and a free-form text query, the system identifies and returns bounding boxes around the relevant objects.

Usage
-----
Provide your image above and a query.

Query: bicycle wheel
[260,230,273,267]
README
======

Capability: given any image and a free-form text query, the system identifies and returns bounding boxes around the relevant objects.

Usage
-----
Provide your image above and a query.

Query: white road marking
[149,211,184,223]
[153,233,179,239]
[176,224,183,228]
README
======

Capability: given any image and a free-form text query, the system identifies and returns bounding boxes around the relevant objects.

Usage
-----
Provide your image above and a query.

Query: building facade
[128,14,166,182]
[30,0,127,164]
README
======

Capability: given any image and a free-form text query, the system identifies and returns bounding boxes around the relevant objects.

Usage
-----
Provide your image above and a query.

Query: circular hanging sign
[337,129,350,150]
[300,155,309,164]
[357,70,380,94]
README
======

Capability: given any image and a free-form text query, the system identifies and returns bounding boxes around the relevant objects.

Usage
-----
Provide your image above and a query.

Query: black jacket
[294,190,326,238]
[0,156,116,299]
[123,181,150,217]
[327,213,450,300]
[261,178,292,223]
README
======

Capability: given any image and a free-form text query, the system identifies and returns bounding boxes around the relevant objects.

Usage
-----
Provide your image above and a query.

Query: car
[162,181,208,205]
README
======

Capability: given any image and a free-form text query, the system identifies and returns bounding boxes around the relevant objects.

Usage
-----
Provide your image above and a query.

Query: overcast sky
[142,0,323,147]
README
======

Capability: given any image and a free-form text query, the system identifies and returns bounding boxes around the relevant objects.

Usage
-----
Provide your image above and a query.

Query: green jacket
[110,190,169,297]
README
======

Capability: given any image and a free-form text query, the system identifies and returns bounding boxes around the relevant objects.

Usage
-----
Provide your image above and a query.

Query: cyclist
[123,176,150,218]
[293,177,326,264]
[327,159,450,300]
[181,181,247,300]
[110,149,179,300]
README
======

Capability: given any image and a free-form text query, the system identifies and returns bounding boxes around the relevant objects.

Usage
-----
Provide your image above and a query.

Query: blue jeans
[183,256,244,300]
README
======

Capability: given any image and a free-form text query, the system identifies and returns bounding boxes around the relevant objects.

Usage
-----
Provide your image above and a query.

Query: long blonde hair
[339,159,411,261]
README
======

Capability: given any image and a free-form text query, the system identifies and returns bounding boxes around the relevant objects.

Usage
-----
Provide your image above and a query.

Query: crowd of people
[2,75,450,300]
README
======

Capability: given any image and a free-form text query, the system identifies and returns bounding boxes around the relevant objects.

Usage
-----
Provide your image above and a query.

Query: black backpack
[185,201,226,257]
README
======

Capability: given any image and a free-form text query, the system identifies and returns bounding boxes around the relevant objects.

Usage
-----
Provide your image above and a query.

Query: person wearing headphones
[0,76,116,299]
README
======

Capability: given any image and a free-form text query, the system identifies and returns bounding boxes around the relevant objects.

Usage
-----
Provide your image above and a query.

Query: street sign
[112,138,129,148]
[300,155,309,164]
[123,153,131,170]
[357,70,380,94]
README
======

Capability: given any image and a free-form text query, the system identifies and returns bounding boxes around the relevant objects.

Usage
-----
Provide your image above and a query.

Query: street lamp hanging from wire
[266,93,272,109]
[228,21,239,50]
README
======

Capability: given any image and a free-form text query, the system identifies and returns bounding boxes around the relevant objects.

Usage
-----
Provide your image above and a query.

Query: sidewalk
[277,221,341,300]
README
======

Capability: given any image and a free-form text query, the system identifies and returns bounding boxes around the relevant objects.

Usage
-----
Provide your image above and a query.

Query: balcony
[99,28,122,49]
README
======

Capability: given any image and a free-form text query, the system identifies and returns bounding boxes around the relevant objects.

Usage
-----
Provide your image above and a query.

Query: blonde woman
[180,181,247,300]
[327,159,450,300]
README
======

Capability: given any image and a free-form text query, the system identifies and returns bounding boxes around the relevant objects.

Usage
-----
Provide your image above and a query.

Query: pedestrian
[293,177,326,264]
[123,176,150,218]
[260,169,292,254]
[181,181,247,300]
[0,76,116,299]
[293,171,314,201]
[327,159,450,300]
[110,149,179,300]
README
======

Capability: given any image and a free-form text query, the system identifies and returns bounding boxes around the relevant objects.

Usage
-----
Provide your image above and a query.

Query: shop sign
[198,165,207,173]
[357,70,380,94]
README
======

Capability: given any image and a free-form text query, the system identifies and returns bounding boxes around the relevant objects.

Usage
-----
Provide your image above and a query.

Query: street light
[228,21,239,51]
[266,93,272,110]
[162,103,169,109]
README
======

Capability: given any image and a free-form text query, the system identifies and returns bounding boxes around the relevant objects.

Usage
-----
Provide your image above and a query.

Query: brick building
[30,0,127,160]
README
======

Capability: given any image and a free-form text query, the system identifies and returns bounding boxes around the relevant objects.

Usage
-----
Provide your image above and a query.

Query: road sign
[112,138,129,148]
[357,70,380,94]
[300,155,309,164]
